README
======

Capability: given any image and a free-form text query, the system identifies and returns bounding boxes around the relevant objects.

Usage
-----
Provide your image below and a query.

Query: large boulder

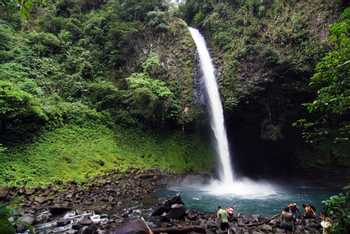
[49,206,71,216]
[167,204,186,220]
[152,194,184,217]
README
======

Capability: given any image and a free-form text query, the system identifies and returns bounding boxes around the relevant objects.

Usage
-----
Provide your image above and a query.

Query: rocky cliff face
[180,0,343,174]
[122,18,202,127]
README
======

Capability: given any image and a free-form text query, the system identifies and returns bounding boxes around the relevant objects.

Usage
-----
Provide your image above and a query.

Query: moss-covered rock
[122,17,200,126]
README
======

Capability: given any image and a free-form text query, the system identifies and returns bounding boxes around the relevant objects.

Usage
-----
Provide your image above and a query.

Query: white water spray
[189,27,277,196]
[189,27,234,185]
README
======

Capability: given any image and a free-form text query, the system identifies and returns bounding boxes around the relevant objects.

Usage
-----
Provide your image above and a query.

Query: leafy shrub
[127,73,172,99]
[79,0,106,12]
[297,7,350,145]
[179,0,213,26]
[0,1,21,27]
[127,73,177,122]
[46,101,106,127]
[142,52,162,76]
[0,204,15,234]
[56,0,81,17]
[119,0,167,21]
[0,23,14,51]
[323,189,350,234]
[64,18,82,40]
[28,32,62,56]
[41,15,65,34]
[129,87,160,121]
[146,10,170,32]
[0,80,46,138]
[85,82,126,110]
[0,63,28,82]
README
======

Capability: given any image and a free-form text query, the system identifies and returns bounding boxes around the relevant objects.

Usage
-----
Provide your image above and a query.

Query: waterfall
[189,27,235,185]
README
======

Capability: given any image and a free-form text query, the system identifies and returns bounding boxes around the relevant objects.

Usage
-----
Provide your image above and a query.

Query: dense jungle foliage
[0,0,212,187]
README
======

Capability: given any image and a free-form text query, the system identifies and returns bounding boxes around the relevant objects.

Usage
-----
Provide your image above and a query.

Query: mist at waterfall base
[157,177,338,216]
[155,28,340,215]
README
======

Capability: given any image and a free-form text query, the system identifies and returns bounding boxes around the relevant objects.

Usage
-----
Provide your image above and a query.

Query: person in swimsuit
[288,203,301,224]
[280,207,294,234]
[302,204,316,219]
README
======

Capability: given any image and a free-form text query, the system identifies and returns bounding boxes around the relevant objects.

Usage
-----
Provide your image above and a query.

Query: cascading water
[189,27,235,185]
[189,27,277,196]
[156,28,333,212]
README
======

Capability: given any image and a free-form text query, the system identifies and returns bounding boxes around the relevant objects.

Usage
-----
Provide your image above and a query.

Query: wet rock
[34,196,47,204]
[80,224,98,234]
[261,224,273,232]
[49,206,71,216]
[152,194,185,219]
[252,231,264,234]
[16,223,28,233]
[18,214,35,225]
[151,206,168,216]
[35,210,51,223]
[187,210,199,220]
[268,218,278,226]
[167,204,186,220]
[57,218,71,227]
[73,223,82,230]
[251,214,260,222]
[80,217,93,226]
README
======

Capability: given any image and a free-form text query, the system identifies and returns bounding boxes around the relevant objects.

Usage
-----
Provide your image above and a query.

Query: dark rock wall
[192,0,343,175]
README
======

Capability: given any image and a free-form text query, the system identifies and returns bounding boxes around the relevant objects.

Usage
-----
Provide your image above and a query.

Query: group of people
[216,206,234,231]
[280,203,332,234]
[216,203,332,234]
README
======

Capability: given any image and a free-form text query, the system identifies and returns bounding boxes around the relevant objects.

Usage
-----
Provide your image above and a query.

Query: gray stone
[18,214,35,225]
[261,224,273,232]
[252,231,264,234]
[79,217,93,226]
[57,218,71,227]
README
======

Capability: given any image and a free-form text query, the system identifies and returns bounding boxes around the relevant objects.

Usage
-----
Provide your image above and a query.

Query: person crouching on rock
[226,207,234,222]
[302,204,316,219]
[217,206,229,231]
[280,207,294,234]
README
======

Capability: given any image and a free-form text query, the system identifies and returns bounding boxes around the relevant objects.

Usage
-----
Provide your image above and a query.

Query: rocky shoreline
[0,169,323,234]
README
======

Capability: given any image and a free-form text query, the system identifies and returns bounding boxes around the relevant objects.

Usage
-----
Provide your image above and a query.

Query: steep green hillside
[0,0,213,187]
[0,122,213,187]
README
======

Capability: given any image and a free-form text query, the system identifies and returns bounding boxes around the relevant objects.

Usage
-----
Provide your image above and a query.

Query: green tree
[296,8,350,149]
[119,0,167,21]
[0,80,46,138]
[323,187,350,234]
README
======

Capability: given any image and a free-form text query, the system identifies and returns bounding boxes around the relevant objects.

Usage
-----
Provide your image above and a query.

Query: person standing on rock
[217,206,229,231]
[288,203,301,224]
[280,207,294,234]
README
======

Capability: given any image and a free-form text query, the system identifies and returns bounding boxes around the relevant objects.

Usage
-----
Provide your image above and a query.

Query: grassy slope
[0,123,214,187]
